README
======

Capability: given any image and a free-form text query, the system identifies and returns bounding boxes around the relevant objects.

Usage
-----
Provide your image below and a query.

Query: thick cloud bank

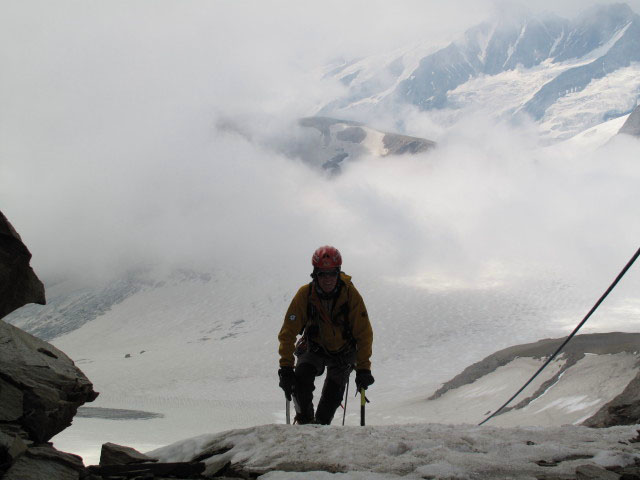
[1,0,638,315]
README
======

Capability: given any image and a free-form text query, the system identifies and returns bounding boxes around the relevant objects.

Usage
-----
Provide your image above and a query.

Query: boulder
[0,431,28,470]
[3,444,85,480]
[0,210,45,319]
[0,319,99,444]
[0,209,98,478]
[99,442,158,466]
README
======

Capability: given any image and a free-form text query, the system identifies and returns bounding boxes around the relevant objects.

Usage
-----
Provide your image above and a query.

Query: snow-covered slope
[26,261,639,465]
[422,333,640,428]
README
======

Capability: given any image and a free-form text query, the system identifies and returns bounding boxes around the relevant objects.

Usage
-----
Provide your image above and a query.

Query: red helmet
[312,246,342,269]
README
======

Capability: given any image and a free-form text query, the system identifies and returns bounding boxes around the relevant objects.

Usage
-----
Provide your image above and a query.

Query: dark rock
[37,347,58,359]
[299,116,364,141]
[336,127,366,143]
[584,373,640,427]
[618,105,640,137]
[0,210,97,479]
[536,455,592,468]
[88,461,206,478]
[0,431,28,470]
[383,132,435,155]
[203,459,231,478]
[0,376,24,421]
[99,442,159,466]
[0,210,45,319]
[3,444,84,480]
[0,319,98,443]
[191,446,233,463]
[575,464,620,479]
[3,455,80,480]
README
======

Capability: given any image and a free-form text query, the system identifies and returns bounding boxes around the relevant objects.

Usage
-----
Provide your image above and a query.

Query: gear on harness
[296,280,356,361]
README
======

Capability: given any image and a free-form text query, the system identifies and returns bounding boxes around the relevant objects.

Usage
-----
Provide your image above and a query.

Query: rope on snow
[479,246,640,426]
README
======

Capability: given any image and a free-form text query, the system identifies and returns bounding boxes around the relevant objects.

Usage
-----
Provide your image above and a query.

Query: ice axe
[286,397,290,424]
[341,366,354,426]
[359,388,370,426]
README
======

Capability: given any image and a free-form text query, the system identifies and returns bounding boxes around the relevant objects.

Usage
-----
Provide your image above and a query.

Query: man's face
[317,269,339,293]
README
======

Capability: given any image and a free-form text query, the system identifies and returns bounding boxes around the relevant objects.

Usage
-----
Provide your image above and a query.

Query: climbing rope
[479,246,640,426]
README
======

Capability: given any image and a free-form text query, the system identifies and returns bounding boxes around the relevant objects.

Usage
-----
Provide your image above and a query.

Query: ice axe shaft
[342,378,350,426]
[360,388,366,426]
[286,398,290,424]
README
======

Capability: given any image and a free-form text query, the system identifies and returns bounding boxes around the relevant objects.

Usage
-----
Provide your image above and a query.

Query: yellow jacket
[278,273,373,370]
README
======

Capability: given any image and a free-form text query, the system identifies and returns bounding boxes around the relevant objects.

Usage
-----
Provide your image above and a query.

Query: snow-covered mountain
[320,3,640,141]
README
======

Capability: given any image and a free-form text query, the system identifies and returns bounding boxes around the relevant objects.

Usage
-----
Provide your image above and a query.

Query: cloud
[1,0,639,317]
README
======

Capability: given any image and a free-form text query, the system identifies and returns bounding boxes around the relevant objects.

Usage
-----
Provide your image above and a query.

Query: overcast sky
[1,1,639,312]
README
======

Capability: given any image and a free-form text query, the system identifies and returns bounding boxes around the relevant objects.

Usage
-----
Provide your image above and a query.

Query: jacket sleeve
[278,286,307,367]
[349,287,373,370]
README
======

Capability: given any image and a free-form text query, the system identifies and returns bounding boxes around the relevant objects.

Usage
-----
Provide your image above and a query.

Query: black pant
[294,346,355,425]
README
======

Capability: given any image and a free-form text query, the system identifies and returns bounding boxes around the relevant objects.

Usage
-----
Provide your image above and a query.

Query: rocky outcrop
[429,332,640,427]
[0,210,45,319]
[0,320,99,444]
[618,105,640,137]
[430,332,640,402]
[99,442,158,466]
[0,323,99,479]
[3,445,86,480]
[298,116,435,174]
[583,373,640,428]
[0,210,98,479]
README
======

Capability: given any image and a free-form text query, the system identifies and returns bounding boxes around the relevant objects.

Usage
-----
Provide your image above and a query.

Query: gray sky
[1,0,639,302]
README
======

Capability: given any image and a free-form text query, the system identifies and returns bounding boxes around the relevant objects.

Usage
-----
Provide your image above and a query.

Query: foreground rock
[148,423,640,480]
[3,445,86,480]
[0,210,45,319]
[618,105,640,137]
[0,320,98,445]
[0,210,98,479]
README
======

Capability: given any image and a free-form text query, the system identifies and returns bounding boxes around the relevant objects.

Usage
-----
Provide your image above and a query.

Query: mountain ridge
[321,3,640,141]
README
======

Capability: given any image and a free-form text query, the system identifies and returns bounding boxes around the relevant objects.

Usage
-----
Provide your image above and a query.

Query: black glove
[278,366,296,401]
[355,369,374,391]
